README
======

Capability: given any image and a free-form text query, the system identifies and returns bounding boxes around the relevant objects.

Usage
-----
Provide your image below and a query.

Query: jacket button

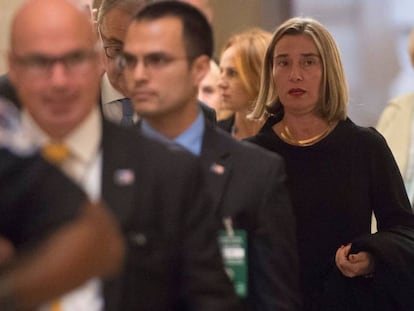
[130,232,147,246]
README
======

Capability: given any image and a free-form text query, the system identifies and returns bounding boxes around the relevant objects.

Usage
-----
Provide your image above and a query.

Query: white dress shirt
[23,107,104,311]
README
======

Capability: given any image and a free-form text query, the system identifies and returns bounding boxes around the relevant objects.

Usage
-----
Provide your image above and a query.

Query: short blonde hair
[221,28,271,103]
[250,17,348,122]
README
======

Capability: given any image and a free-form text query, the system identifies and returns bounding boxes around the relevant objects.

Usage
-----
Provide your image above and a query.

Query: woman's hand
[335,244,374,278]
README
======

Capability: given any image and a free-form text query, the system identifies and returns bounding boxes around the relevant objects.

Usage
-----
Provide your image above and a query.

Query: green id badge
[218,229,248,298]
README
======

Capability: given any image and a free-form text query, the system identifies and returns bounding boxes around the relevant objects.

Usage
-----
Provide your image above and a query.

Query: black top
[246,116,414,310]
[0,150,85,251]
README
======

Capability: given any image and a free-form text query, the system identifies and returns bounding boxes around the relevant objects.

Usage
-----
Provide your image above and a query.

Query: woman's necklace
[280,122,331,146]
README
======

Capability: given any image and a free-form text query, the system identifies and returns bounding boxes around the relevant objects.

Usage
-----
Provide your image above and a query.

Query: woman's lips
[288,88,306,96]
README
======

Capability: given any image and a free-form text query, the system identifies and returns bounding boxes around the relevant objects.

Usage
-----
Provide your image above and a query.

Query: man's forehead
[125,19,185,54]
[12,29,96,57]
[12,0,94,46]
[127,17,184,40]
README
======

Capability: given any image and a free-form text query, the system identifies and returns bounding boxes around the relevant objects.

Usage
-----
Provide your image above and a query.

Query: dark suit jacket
[199,101,217,126]
[100,120,241,311]
[320,225,414,311]
[0,75,240,310]
[198,120,301,311]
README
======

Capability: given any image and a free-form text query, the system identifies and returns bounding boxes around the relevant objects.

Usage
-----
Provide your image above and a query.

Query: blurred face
[273,34,322,116]
[198,69,221,111]
[8,6,102,139]
[76,0,93,16]
[218,45,250,112]
[99,7,132,94]
[122,17,208,121]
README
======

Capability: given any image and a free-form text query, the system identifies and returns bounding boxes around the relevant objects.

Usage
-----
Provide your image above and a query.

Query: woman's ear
[191,55,211,86]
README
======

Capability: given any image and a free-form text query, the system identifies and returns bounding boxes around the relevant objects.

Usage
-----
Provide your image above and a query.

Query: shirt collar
[101,72,124,104]
[22,107,102,164]
[141,109,205,156]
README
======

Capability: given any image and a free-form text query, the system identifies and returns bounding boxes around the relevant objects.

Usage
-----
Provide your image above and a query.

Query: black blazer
[184,118,301,310]
[0,150,85,248]
[100,120,241,311]
[321,226,414,311]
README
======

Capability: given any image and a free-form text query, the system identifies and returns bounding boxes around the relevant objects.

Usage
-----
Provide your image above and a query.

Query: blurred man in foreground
[0,99,124,310]
[7,0,240,309]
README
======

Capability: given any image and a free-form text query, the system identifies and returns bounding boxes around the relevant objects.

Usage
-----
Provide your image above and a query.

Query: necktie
[41,143,68,311]
[120,98,134,127]
[41,143,70,165]
[50,300,62,311]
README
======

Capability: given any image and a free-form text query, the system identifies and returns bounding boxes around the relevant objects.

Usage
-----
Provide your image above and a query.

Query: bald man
[0,99,124,311]
[7,0,240,310]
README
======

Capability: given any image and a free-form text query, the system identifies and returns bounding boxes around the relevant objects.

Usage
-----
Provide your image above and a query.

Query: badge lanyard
[218,217,248,298]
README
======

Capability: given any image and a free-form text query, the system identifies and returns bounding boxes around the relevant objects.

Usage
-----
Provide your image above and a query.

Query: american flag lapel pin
[210,162,225,175]
[114,169,135,185]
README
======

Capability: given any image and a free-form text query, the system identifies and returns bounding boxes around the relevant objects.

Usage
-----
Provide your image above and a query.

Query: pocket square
[114,169,135,185]
[210,163,225,175]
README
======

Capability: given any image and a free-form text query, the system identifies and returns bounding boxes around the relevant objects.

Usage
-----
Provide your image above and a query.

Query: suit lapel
[201,124,233,218]
[101,121,137,224]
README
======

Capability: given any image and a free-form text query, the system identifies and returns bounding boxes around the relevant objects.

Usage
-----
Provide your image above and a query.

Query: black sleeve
[366,128,414,229]
[0,151,86,249]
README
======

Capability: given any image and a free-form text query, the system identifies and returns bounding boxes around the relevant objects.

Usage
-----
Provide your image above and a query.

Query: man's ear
[191,55,211,86]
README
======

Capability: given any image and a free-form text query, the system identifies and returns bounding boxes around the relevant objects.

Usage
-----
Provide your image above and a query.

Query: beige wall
[0,0,26,74]
[0,0,410,127]
[210,0,290,59]
[0,0,289,74]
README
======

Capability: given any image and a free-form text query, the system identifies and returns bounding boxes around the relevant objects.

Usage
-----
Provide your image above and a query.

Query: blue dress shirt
[141,110,205,156]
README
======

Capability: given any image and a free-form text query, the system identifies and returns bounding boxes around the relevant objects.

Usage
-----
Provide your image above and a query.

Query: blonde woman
[218,28,270,139]
[247,17,414,310]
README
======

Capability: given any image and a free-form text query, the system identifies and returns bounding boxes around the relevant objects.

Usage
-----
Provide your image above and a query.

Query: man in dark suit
[0,100,124,310]
[6,0,240,310]
[121,2,301,310]
[96,0,216,126]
